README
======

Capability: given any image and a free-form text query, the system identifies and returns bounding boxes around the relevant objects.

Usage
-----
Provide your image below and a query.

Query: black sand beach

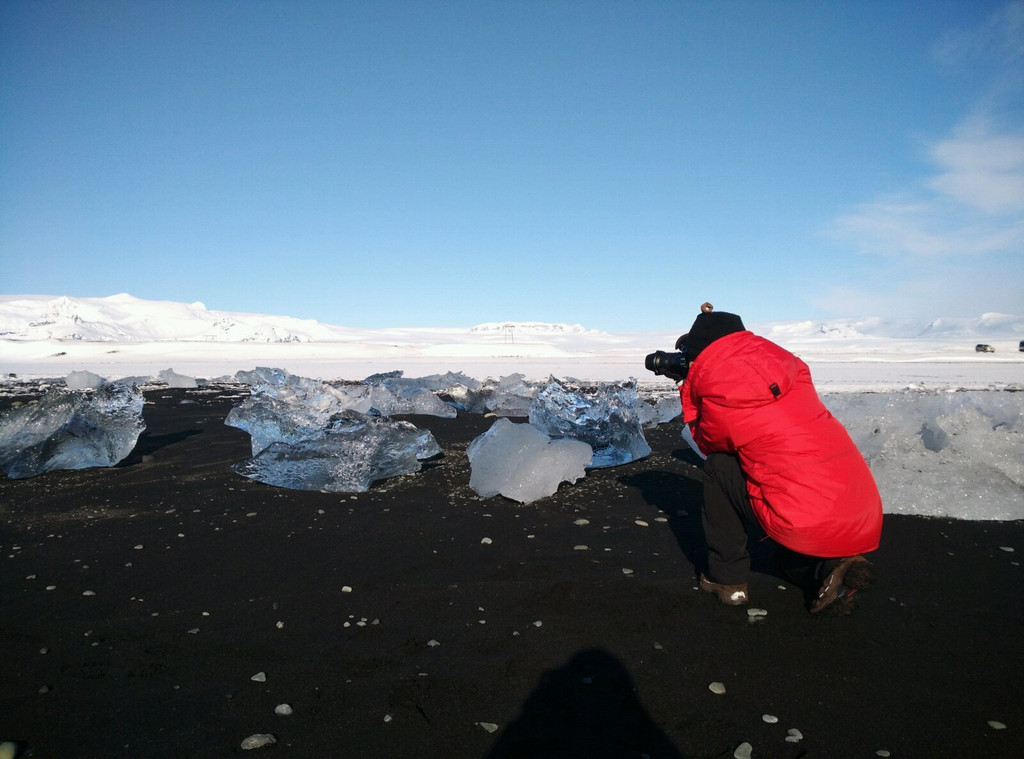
[1,386,1022,758]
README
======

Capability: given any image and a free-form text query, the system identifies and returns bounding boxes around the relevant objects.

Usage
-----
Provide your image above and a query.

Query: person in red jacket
[675,304,883,614]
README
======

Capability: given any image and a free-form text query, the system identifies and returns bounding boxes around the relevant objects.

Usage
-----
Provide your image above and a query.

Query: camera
[644,345,689,381]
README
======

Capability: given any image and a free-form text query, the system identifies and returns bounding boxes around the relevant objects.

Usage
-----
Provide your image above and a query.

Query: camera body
[644,345,689,382]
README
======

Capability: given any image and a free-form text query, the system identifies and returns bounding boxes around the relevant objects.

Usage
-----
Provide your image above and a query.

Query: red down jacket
[680,330,882,558]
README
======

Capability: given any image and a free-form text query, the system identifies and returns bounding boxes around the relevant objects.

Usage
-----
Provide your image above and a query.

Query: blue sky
[2,1,1022,331]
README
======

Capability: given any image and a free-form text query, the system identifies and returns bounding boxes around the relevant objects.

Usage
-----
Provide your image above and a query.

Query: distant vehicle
[1020,340,1024,352]
[976,344,995,353]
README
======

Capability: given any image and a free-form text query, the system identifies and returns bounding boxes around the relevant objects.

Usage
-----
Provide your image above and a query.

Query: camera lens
[644,350,688,379]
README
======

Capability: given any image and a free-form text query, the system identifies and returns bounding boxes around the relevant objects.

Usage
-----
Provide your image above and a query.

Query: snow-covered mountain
[759,313,1024,341]
[0,294,622,344]
[1,292,1022,394]
[2,293,1021,345]
[0,294,356,343]
[469,321,598,336]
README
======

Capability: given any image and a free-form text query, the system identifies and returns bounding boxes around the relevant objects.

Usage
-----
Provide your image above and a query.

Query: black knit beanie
[685,306,745,360]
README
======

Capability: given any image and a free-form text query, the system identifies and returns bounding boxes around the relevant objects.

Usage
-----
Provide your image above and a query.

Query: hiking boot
[699,574,749,606]
[810,555,877,615]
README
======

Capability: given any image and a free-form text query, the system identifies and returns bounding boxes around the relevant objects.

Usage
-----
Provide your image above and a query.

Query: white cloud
[832,0,1024,259]
[814,4,1024,318]
[931,1,1024,82]
[811,256,1023,320]
[927,123,1024,214]
[832,179,1024,258]
[831,1,1024,260]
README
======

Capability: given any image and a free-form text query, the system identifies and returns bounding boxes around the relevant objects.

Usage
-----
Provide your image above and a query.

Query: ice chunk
[229,368,455,437]
[680,423,706,460]
[528,377,651,468]
[0,383,146,479]
[361,370,404,385]
[234,366,291,386]
[824,391,1024,520]
[65,370,106,390]
[232,411,441,492]
[637,393,682,428]
[485,373,540,417]
[446,373,540,416]
[428,372,483,412]
[363,371,457,418]
[226,369,445,491]
[226,372,365,455]
[467,418,592,504]
[396,386,458,417]
[115,375,153,387]
[412,371,482,393]
[156,368,198,389]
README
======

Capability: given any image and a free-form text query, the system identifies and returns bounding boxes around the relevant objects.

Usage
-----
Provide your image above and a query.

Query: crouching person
[678,304,883,614]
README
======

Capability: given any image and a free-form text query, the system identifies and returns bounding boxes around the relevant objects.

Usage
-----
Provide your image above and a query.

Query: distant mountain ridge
[0,294,1021,344]
[759,313,1024,341]
[469,322,597,335]
[0,294,346,343]
[0,294,614,344]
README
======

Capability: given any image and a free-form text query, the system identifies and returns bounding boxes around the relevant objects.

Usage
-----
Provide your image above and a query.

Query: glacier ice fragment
[824,390,1024,520]
[484,374,540,417]
[0,383,146,478]
[363,371,457,418]
[227,369,455,455]
[232,411,441,492]
[637,394,682,428]
[226,369,450,491]
[156,368,198,389]
[443,373,540,416]
[65,370,106,390]
[226,371,367,455]
[528,377,651,468]
[467,418,592,504]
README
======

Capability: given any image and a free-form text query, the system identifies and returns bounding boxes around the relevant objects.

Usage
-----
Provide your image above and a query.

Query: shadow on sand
[620,448,781,580]
[483,648,687,759]
[618,463,708,577]
[120,428,203,465]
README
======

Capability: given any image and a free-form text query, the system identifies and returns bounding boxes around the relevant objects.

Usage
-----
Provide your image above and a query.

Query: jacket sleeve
[677,381,708,457]
[679,376,735,455]
[678,381,695,424]
[690,397,738,454]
